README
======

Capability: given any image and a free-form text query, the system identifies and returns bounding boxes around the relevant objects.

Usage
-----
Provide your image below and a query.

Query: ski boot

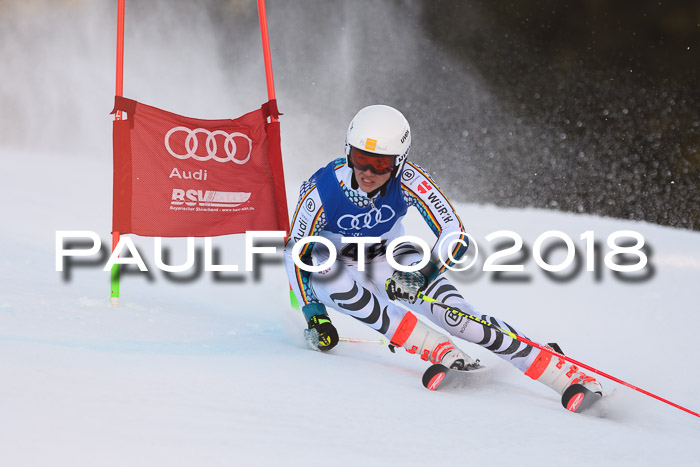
[525,346,603,396]
[390,312,477,370]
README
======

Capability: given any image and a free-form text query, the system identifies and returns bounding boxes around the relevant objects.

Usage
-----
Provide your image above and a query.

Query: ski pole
[304,327,387,350]
[416,291,700,419]
[340,336,387,345]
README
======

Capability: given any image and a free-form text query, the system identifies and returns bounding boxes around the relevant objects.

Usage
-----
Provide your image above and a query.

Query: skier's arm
[400,161,469,279]
[283,180,327,315]
[284,180,339,350]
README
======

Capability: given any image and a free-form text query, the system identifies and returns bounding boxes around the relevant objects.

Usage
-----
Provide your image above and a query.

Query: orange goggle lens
[349,148,395,175]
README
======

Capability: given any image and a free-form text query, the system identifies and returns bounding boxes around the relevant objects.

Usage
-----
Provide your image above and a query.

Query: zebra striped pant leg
[310,259,407,337]
[414,276,540,373]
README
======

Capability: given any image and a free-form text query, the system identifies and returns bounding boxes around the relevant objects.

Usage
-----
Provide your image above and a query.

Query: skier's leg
[387,309,479,370]
[309,258,475,369]
[309,257,405,336]
[523,346,603,395]
[414,275,603,395]
[411,276,538,371]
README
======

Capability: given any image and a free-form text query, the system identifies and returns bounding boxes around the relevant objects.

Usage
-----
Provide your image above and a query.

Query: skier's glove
[306,314,339,351]
[385,270,426,303]
[385,261,440,304]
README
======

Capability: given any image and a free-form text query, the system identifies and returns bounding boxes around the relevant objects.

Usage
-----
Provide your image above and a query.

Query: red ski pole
[416,291,700,419]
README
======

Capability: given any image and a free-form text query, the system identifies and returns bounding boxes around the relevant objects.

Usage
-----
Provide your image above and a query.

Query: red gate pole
[115,0,125,117]
[257,0,277,120]
[111,0,125,307]
[256,0,298,308]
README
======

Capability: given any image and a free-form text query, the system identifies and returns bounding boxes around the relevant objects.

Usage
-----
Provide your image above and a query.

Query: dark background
[415,0,698,230]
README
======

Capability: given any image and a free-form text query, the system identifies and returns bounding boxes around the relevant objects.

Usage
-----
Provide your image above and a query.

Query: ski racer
[283,105,603,400]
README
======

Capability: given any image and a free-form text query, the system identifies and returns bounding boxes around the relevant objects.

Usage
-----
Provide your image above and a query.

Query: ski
[421,361,489,391]
[561,383,603,413]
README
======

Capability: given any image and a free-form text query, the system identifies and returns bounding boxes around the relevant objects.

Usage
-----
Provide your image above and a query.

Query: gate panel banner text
[112,97,288,237]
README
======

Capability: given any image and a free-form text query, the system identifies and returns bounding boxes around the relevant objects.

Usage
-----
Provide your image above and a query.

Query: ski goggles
[349,147,396,175]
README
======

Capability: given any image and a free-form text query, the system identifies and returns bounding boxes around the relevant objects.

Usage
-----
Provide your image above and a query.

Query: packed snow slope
[1,149,698,467]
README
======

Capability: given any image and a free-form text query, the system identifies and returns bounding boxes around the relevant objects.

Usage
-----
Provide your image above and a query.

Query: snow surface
[1,1,698,464]
[1,149,699,467]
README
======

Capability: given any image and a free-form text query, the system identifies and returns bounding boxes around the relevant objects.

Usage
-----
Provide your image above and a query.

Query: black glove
[306,315,339,351]
[385,261,439,304]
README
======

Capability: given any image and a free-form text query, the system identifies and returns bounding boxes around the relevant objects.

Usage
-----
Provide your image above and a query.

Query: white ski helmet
[345,105,411,178]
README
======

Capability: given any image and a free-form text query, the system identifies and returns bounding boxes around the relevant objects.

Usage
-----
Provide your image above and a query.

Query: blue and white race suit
[284,158,538,372]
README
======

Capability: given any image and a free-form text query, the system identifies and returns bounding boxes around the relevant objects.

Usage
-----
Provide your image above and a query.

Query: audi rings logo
[164,127,253,164]
[337,206,396,231]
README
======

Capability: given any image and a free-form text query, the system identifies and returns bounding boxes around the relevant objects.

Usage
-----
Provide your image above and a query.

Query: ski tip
[562,383,603,413]
[422,364,449,390]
